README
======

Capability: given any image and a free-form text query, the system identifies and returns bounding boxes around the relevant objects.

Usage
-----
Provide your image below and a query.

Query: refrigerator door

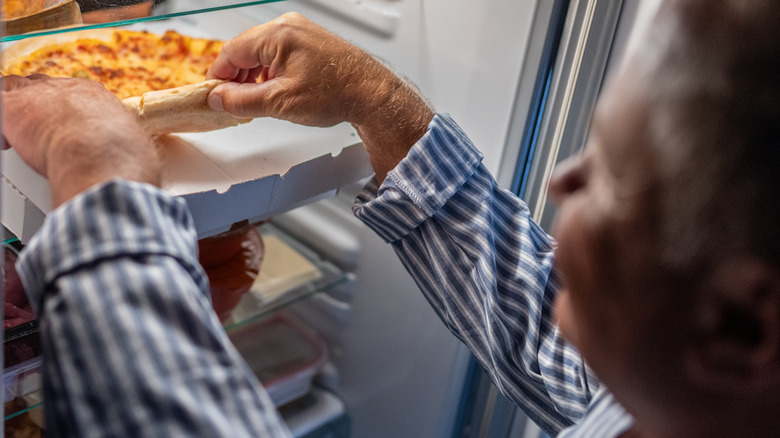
[501,0,660,436]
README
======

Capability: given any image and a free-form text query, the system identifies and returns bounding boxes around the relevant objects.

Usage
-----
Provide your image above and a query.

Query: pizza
[2,0,47,20]
[2,28,225,100]
[2,28,251,133]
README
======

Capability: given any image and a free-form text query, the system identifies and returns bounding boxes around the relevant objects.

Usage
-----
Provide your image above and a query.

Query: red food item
[198,225,264,321]
[4,302,35,330]
[4,247,27,309]
[4,337,38,368]
[4,245,41,369]
[4,247,36,330]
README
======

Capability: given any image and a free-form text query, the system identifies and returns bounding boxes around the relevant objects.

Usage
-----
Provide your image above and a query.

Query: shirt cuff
[17,179,200,315]
[353,113,484,243]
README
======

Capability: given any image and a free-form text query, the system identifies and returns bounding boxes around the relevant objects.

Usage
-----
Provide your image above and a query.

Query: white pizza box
[1,118,372,242]
[0,11,372,242]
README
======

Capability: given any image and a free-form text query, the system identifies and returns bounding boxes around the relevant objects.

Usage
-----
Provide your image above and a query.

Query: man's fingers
[207,20,285,81]
[1,74,54,92]
[206,56,242,81]
[208,32,266,80]
[259,66,270,83]
[1,75,29,91]
[248,66,265,83]
[208,81,275,118]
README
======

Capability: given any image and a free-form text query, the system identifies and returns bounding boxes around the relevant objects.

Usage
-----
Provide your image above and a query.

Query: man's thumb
[208,82,269,118]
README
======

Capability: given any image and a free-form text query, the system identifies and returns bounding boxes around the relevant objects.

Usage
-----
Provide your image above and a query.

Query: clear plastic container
[228,313,327,407]
[3,356,42,404]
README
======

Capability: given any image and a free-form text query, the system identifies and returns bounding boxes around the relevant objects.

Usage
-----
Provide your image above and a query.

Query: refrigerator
[0,0,657,436]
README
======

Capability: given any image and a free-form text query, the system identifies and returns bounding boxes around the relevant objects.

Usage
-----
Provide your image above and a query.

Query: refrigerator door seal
[463,0,626,437]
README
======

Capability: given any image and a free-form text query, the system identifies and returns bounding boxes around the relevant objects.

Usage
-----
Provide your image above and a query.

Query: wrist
[46,124,161,207]
[349,70,434,183]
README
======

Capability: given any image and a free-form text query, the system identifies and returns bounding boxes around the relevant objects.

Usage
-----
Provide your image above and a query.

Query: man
[2,1,778,438]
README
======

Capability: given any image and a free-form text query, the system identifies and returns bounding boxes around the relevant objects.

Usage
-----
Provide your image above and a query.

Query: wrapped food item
[1,0,82,36]
[1,0,47,20]
[198,225,264,322]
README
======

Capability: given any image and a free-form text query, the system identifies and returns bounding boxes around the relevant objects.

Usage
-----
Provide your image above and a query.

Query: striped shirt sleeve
[17,180,291,438]
[353,114,599,435]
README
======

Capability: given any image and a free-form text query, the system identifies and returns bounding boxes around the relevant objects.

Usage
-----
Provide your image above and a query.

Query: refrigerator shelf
[2,221,348,421]
[1,0,291,42]
[223,222,351,332]
[3,357,43,425]
[4,398,43,436]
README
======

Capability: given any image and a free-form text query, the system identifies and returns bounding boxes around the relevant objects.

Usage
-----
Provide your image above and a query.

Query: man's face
[548,69,685,396]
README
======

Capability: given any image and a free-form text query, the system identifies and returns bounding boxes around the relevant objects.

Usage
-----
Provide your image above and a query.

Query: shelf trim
[1,0,288,42]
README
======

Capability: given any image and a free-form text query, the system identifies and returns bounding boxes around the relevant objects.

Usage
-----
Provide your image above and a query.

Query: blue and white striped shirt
[18,181,291,437]
[353,113,634,437]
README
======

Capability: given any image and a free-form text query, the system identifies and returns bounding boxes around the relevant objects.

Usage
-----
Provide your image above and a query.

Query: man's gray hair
[628,0,780,272]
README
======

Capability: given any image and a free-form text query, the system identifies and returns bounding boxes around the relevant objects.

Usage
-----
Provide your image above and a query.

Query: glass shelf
[4,398,43,436]
[222,223,351,332]
[1,0,287,41]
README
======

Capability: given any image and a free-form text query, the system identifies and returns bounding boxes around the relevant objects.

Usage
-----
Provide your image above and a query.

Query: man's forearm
[347,57,435,184]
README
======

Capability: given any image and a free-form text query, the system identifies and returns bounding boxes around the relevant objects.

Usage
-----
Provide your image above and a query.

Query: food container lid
[228,313,327,406]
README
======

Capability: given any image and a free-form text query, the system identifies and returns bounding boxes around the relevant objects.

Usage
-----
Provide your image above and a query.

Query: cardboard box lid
[1,118,372,242]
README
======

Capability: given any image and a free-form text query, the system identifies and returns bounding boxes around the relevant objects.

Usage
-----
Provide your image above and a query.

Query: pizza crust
[122,79,252,135]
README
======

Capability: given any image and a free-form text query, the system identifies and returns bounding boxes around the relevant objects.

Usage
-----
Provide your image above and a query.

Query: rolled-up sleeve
[17,180,290,438]
[353,114,597,434]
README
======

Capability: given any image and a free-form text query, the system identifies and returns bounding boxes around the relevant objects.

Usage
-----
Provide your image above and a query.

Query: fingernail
[208,92,225,112]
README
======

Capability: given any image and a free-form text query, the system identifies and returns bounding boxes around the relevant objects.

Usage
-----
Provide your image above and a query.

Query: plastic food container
[281,388,349,438]
[3,356,42,403]
[228,313,327,407]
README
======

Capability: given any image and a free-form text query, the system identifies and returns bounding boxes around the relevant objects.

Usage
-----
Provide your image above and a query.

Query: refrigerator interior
[1,0,548,436]
[247,1,546,437]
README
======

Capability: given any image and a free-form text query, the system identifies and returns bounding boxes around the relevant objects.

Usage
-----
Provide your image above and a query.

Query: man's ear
[685,259,780,394]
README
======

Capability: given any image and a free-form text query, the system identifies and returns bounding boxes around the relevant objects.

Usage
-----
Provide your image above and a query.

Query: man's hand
[207,12,434,183]
[2,75,160,207]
